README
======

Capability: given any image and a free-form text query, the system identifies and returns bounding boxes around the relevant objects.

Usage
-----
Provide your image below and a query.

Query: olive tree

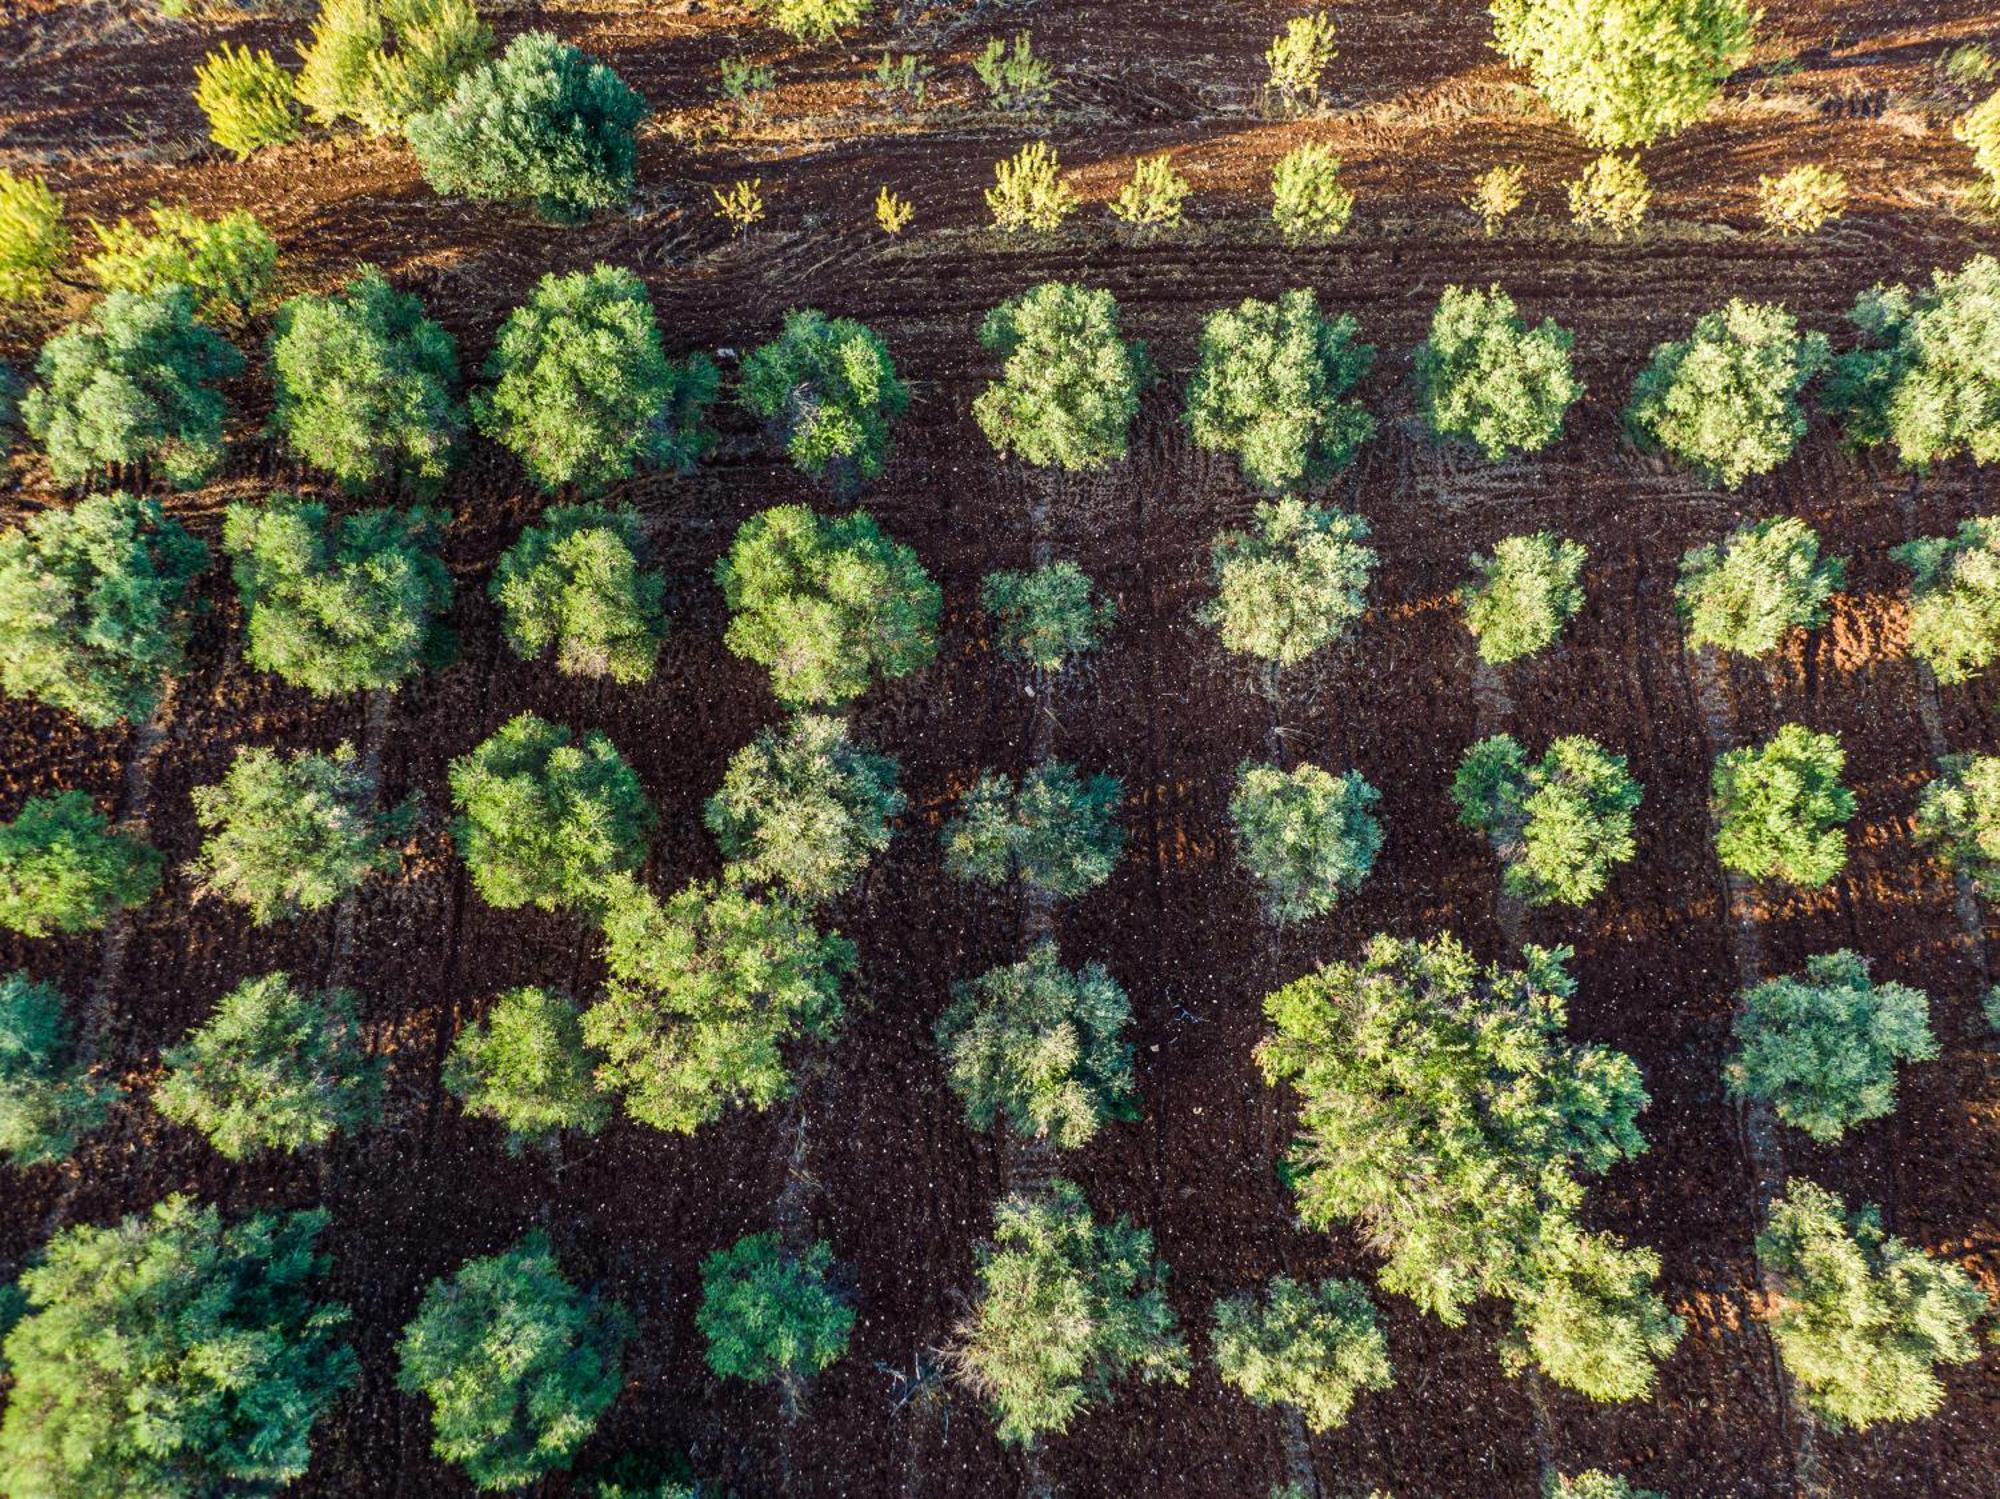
[980,560,1115,672]
[490,505,669,685]
[0,790,161,937]
[1452,734,1642,907]
[1893,516,2000,684]
[1547,1472,1663,1499]
[697,1232,854,1404]
[1416,284,1582,460]
[1462,532,1587,665]
[444,986,611,1155]
[1204,497,1376,665]
[1211,1275,1391,1432]
[83,205,278,321]
[1229,761,1382,922]
[972,282,1152,470]
[1505,1214,1686,1402]
[1677,517,1845,657]
[942,761,1126,899]
[1915,752,2000,896]
[739,309,908,488]
[1713,723,1853,887]
[296,0,492,135]
[0,971,118,1167]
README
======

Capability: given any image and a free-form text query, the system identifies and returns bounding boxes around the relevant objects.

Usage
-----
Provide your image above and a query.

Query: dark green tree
[1893,516,2000,684]
[973,282,1153,470]
[1915,752,2000,896]
[1229,761,1382,922]
[1416,284,1582,460]
[1452,733,1642,907]
[0,790,161,937]
[697,1232,854,1403]
[490,505,669,684]
[979,560,1115,672]
[942,761,1125,898]
[739,308,909,488]
[0,971,118,1167]
[444,986,611,1155]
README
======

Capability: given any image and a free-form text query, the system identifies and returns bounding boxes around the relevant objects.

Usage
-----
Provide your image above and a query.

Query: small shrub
[942,761,1126,899]
[397,1231,632,1490]
[986,141,1077,232]
[448,713,654,914]
[1416,283,1583,460]
[491,505,670,684]
[474,265,718,494]
[0,971,118,1167]
[1713,723,1854,887]
[190,742,415,924]
[0,791,162,937]
[155,972,383,1159]
[1185,288,1375,494]
[1212,1275,1390,1432]
[0,169,69,303]
[750,0,868,44]
[295,0,491,135]
[935,940,1135,1150]
[23,287,242,488]
[1547,1472,1662,1499]
[1759,1178,1985,1429]
[719,54,776,119]
[1229,761,1382,923]
[194,43,300,158]
[1462,532,1587,665]
[1468,162,1527,232]
[874,186,913,234]
[1894,515,2000,683]
[1454,733,1641,907]
[222,497,455,695]
[973,281,1151,470]
[584,873,853,1133]
[698,1233,854,1396]
[1270,141,1353,242]
[269,266,466,492]
[1109,153,1191,229]
[1676,517,1844,656]
[952,1178,1188,1445]
[1567,152,1650,235]
[869,51,930,108]
[712,178,766,234]
[84,205,277,320]
[1915,752,2000,896]
[1759,164,1848,236]
[1205,496,1377,665]
[1507,1218,1684,1402]
[0,491,208,728]
[974,31,1054,110]
[1943,43,1998,87]
[444,986,610,1154]
[1726,950,1935,1143]
[980,560,1114,672]
[704,713,903,902]
[1958,88,2000,189]
[406,32,648,224]
[740,308,909,488]
[716,505,940,705]
[0,1197,354,1498]
[1625,299,1829,487]
[1265,12,1338,112]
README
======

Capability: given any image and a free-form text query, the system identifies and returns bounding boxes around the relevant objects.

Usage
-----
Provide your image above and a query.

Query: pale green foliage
[935,940,1135,1150]
[397,1230,632,1490]
[1211,1275,1391,1432]
[0,169,68,303]
[752,0,869,43]
[1726,950,1936,1143]
[0,491,207,728]
[1712,723,1854,886]
[85,206,277,320]
[697,1233,853,1389]
[23,287,242,488]
[406,32,648,223]
[1915,753,2000,896]
[474,266,718,494]
[155,973,383,1159]
[980,560,1114,671]
[1417,283,1582,459]
[942,761,1126,898]
[1626,300,1830,487]
[953,1179,1188,1445]
[194,44,300,158]
[1468,162,1527,231]
[1894,516,2000,684]
[1257,933,1651,1326]
[1229,761,1382,923]
[0,972,117,1168]
[716,505,941,705]
[1759,164,1847,236]
[223,497,455,695]
[1109,154,1191,228]
[1490,0,1756,147]
[739,308,908,487]
[448,713,653,913]
[1270,142,1354,242]
[1185,289,1376,494]
[1546,1473,1662,1499]
[704,713,903,902]
[1826,255,2000,471]
[295,0,491,135]
[1266,12,1338,110]
[973,31,1054,109]
[1462,532,1587,665]
[444,986,610,1154]
[1566,153,1650,235]
[1454,733,1641,907]
[1958,88,2000,188]
[985,141,1077,232]
[0,1197,354,1499]
[973,281,1151,470]
[1758,1179,1985,1430]
[190,741,414,923]
[1505,1216,1684,1401]
[1676,517,1844,656]
[1204,497,1376,664]
[269,267,466,492]
[0,791,162,937]
[490,505,668,684]
[583,874,853,1134]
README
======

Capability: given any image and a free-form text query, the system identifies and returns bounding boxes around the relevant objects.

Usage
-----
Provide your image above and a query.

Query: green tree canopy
[1204,497,1376,665]
[1229,761,1382,923]
[1211,1274,1392,1432]
[697,1232,854,1395]
[0,491,208,728]
[1676,517,1845,657]
[0,168,69,304]
[0,790,161,937]
[1185,288,1376,494]
[444,985,611,1155]
[1462,532,1588,666]
[1453,733,1642,907]
[1915,752,2000,897]
[942,761,1126,898]
[0,1196,355,1498]
[716,505,940,706]
[296,0,492,135]
[1712,723,1853,887]
[83,205,278,321]
[397,1230,633,1489]
[1893,515,2000,685]
[1416,284,1582,460]
[750,0,869,42]
[952,1178,1188,1445]
[973,282,1153,471]
[739,308,909,488]
[490,504,669,684]
[448,713,653,913]
[1546,1472,1664,1499]
[1504,1215,1685,1402]
[0,971,118,1167]
[979,560,1115,672]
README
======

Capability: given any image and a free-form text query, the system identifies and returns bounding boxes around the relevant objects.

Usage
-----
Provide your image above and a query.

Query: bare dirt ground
[3,1,1999,1494]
